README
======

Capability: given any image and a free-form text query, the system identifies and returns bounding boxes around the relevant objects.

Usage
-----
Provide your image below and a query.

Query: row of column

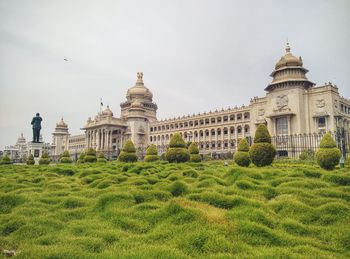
[86,129,113,151]
[152,128,248,145]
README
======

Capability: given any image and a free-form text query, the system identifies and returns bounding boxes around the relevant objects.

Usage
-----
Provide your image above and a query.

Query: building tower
[264,43,315,135]
[120,72,158,152]
[52,118,70,157]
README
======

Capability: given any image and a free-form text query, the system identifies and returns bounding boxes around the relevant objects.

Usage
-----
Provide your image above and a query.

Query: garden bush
[39,151,51,165]
[299,149,315,160]
[59,150,72,163]
[118,140,138,162]
[188,142,201,162]
[97,152,107,163]
[27,154,35,165]
[166,133,189,163]
[316,133,341,170]
[249,124,276,167]
[77,152,85,163]
[144,144,159,162]
[234,138,250,167]
[84,148,97,163]
[0,154,11,165]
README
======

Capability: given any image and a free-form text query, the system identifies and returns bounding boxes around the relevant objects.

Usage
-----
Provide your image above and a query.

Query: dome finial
[136,72,143,84]
[285,40,291,53]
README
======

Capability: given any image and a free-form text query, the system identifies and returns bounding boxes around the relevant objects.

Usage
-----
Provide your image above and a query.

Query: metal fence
[270,131,349,159]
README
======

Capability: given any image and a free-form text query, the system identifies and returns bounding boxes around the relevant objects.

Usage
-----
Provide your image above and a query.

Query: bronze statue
[31,113,42,143]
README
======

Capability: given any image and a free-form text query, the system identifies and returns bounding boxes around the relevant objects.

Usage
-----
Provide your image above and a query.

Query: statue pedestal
[27,142,44,165]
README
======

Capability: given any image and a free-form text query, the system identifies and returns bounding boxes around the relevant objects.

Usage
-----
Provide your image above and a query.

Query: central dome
[126,72,153,101]
[275,43,303,70]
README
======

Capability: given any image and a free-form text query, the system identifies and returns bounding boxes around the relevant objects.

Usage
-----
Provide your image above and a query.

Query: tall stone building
[52,43,350,158]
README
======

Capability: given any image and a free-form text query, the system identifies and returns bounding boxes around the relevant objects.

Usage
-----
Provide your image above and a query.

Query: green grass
[0,161,349,258]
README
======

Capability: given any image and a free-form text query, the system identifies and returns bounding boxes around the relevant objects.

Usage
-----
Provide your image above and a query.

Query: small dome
[102,105,113,117]
[56,118,67,128]
[275,43,303,70]
[126,72,153,101]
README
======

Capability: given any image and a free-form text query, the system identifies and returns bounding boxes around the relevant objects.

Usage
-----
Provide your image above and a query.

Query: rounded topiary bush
[144,144,159,162]
[188,142,201,162]
[97,152,107,163]
[27,154,35,165]
[166,133,189,163]
[0,154,11,165]
[77,152,85,163]
[316,133,341,170]
[249,124,276,167]
[39,151,51,165]
[118,139,138,162]
[234,138,251,167]
[84,148,97,163]
[60,150,72,163]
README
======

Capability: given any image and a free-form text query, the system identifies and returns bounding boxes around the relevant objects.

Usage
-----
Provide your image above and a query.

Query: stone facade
[52,43,350,157]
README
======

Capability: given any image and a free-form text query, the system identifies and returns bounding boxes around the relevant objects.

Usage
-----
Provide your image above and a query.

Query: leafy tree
[249,124,276,167]
[316,133,341,170]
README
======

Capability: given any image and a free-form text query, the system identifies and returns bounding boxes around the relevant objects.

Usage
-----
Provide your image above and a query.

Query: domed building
[51,43,350,160]
[77,72,158,159]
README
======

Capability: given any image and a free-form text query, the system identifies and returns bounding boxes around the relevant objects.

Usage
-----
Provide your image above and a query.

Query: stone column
[96,130,100,151]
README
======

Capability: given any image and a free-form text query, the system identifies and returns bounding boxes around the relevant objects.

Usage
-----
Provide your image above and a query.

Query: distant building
[51,43,350,158]
[3,133,27,162]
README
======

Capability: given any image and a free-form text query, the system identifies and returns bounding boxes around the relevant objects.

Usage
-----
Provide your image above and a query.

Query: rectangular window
[276,117,288,135]
[317,117,326,128]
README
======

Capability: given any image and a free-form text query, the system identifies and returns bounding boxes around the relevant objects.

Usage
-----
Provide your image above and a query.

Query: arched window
[211,129,215,136]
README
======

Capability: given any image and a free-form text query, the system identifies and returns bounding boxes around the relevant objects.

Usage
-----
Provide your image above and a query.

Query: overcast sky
[0,0,349,149]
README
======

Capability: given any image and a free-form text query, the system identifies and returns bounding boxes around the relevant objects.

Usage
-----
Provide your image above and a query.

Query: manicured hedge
[60,150,72,163]
[249,125,276,167]
[84,148,97,163]
[234,138,251,167]
[145,144,159,162]
[166,133,189,163]
[189,142,201,162]
[316,133,341,170]
[118,140,138,162]
[39,151,51,165]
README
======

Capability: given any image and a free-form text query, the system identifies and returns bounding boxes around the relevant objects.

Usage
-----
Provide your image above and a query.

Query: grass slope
[0,161,349,258]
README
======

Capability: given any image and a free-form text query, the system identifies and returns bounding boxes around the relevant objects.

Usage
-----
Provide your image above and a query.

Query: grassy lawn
[0,161,349,258]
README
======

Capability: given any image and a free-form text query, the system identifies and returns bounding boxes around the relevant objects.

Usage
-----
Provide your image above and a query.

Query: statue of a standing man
[31,113,42,143]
